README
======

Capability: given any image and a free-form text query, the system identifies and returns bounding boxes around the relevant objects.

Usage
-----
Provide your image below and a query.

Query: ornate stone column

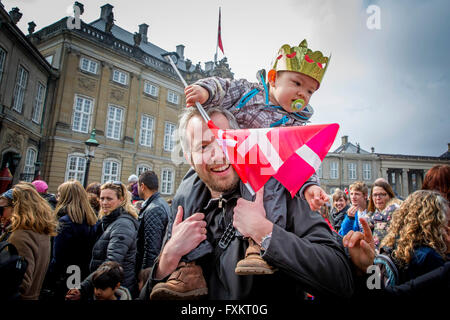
[402,168,409,198]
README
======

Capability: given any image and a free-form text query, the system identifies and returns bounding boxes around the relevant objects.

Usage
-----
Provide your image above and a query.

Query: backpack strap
[374,253,400,287]
[0,241,19,255]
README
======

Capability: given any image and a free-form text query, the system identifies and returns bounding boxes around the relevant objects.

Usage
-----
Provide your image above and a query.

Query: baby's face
[269,71,318,113]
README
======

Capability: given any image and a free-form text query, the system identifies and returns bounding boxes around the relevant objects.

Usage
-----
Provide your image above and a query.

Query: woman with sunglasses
[87,181,139,298]
[367,179,402,252]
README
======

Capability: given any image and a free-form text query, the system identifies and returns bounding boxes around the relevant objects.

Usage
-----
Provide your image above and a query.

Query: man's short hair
[349,181,368,195]
[92,261,123,290]
[178,107,239,157]
[139,170,158,191]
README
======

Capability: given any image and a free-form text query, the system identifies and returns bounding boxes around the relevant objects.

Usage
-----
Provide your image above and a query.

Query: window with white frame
[65,154,86,182]
[106,105,123,140]
[163,122,176,151]
[23,147,37,181]
[13,65,29,113]
[139,115,154,147]
[102,159,121,183]
[348,162,357,180]
[161,168,174,194]
[112,69,128,85]
[0,47,6,83]
[330,161,339,179]
[363,163,372,180]
[80,57,98,74]
[32,82,46,124]
[144,81,158,97]
[137,164,152,176]
[72,95,93,133]
[167,90,179,105]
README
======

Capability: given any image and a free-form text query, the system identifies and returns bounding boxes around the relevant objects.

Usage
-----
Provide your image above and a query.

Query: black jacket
[90,207,139,297]
[330,205,349,231]
[141,169,354,300]
[135,192,170,271]
[46,210,97,298]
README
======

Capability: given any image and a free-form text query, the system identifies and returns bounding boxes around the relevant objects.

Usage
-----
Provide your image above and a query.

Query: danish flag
[207,121,339,197]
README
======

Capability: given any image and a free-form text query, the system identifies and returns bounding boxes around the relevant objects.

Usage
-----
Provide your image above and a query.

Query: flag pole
[161,51,255,196]
[215,7,220,65]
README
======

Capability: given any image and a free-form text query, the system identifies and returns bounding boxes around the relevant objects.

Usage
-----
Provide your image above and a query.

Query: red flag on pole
[218,7,224,54]
[207,122,339,197]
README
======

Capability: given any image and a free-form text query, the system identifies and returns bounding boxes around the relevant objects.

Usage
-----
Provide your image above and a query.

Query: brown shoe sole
[234,265,277,275]
[150,287,208,300]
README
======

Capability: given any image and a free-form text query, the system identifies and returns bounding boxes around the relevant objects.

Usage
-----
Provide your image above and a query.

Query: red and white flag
[217,7,224,54]
[208,121,339,197]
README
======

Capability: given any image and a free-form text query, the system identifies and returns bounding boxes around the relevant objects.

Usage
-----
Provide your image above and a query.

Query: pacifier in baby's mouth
[291,99,306,112]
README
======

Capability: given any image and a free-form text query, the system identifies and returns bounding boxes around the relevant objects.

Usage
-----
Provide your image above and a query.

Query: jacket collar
[140,192,160,212]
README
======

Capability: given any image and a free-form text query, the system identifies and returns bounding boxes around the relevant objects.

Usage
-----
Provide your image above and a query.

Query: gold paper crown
[271,39,330,86]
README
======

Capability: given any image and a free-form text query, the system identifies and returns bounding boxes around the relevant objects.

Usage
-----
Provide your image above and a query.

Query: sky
[5,0,450,156]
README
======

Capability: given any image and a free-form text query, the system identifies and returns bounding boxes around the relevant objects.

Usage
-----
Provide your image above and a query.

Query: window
[163,122,176,151]
[167,90,179,105]
[106,105,123,140]
[0,47,6,83]
[112,69,128,85]
[330,161,339,179]
[161,168,174,194]
[102,159,121,183]
[80,57,98,74]
[23,147,37,182]
[139,115,154,147]
[72,95,93,133]
[144,81,158,97]
[348,163,357,180]
[363,163,372,180]
[32,83,46,123]
[13,66,29,113]
[65,154,86,182]
[137,164,152,176]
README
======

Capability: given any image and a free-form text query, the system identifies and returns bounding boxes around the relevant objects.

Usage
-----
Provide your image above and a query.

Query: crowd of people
[0,170,171,300]
[0,162,448,301]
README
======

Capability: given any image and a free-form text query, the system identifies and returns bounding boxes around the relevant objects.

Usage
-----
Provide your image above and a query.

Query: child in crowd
[92,261,132,301]
[150,40,332,299]
[339,181,370,236]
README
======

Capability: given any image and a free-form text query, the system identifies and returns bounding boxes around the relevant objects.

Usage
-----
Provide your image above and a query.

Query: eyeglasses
[372,193,388,198]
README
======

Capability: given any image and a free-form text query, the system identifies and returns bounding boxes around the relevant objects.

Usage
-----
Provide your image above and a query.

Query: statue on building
[105,11,114,33]
[133,32,142,47]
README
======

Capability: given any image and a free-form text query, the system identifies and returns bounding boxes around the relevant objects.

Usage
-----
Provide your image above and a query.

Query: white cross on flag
[207,121,339,197]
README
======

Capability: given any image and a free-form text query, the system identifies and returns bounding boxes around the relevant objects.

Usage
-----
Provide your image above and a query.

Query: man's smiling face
[187,112,240,198]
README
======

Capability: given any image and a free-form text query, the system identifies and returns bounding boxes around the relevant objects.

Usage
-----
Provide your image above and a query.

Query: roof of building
[89,18,192,72]
[333,142,370,154]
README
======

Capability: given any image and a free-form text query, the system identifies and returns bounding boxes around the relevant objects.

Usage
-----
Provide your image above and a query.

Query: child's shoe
[149,261,208,299]
[235,238,277,275]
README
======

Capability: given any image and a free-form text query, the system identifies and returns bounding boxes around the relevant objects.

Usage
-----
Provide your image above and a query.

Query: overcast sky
[7,0,450,156]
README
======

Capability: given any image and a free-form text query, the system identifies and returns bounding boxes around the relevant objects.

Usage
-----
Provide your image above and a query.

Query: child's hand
[185,85,209,107]
[65,288,81,300]
[304,185,329,211]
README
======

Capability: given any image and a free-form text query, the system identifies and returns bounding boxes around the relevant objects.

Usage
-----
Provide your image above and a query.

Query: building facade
[320,136,450,198]
[29,3,233,197]
[0,4,58,193]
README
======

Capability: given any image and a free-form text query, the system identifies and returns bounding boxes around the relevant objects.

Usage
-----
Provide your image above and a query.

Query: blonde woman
[381,190,449,282]
[88,181,139,298]
[7,182,58,300]
[47,180,98,299]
